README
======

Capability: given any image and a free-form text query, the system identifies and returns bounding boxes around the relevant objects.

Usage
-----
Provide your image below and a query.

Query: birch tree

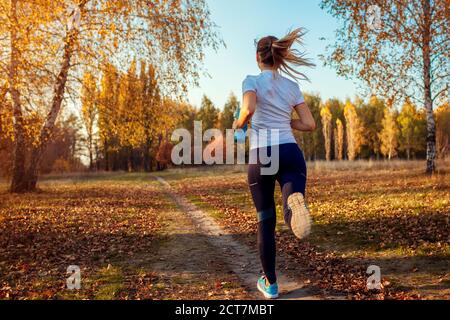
[0,0,222,192]
[397,101,427,159]
[379,108,399,160]
[435,103,449,159]
[320,104,333,161]
[344,101,364,161]
[81,72,97,170]
[321,0,449,173]
[335,118,344,160]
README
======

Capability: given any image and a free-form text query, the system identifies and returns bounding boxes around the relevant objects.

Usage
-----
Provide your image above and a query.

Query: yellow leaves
[320,104,333,160]
[2,0,220,172]
[0,89,14,141]
[379,107,399,159]
[110,23,116,33]
[344,101,364,160]
[170,163,448,299]
[98,28,107,39]
[0,181,163,299]
[436,103,450,159]
[335,118,344,160]
[320,104,332,120]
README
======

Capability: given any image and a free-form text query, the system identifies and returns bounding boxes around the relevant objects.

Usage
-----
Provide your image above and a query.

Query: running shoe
[287,192,312,240]
[257,276,279,299]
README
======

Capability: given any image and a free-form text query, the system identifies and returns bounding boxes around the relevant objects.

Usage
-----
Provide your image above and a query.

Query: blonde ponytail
[257,28,315,80]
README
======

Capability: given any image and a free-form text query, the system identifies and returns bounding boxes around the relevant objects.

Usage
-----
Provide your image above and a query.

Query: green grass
[94,266,125,300]
[187,195,226,219]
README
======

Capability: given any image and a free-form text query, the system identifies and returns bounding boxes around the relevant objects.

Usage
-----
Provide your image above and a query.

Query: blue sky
[187,0,358,109]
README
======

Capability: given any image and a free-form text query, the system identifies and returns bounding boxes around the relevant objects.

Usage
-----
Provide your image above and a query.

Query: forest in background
[1,61,449,177]
[0,0,448,190]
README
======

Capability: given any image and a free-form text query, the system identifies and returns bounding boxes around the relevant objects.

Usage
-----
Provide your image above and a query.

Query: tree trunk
[95,144,100,170]
[11,1,88,191]
[88,132,93,170]
[89,143,93,170]
[104,139,109,171]
[127,147,133,172]
[143,137,152,172]
[25,26,79,191]
[9,0,28,193]
[422,0,436,174]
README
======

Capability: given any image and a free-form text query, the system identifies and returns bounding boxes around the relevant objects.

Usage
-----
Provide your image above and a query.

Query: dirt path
[156,176,324,300]
[141,191,250,300]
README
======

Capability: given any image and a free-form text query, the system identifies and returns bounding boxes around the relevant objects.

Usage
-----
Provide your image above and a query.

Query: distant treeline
[0,63,449,176]
[297,95,449,162]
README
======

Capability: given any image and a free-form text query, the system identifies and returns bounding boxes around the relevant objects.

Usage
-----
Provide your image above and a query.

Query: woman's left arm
[291,102,316,132]
[233,91,256,129]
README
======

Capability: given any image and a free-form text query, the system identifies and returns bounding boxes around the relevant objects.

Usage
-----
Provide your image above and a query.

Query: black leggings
[248,143,307,285]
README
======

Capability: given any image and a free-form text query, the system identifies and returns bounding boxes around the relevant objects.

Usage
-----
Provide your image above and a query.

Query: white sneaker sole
[257,281,279,299]
[288,192,312,240]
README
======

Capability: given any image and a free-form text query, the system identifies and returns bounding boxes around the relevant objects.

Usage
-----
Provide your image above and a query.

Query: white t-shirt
[242,70,305,150]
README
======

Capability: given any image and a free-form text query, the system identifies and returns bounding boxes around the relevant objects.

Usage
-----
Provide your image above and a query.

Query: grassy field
[0,159,449,300]
[161,160,450,299]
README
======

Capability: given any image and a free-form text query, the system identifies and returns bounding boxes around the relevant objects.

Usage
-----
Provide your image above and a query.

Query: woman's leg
[277,144,308,227]
[248,154,277,285]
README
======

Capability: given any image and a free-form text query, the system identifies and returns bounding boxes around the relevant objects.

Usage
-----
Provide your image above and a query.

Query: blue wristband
[234,107,248,142]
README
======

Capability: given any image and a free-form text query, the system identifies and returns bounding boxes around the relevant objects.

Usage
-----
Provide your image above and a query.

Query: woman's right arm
[233,91,256,129]
[291,102,316,132]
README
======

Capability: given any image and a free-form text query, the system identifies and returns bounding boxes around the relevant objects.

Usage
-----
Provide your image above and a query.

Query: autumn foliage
[0,0,222,192]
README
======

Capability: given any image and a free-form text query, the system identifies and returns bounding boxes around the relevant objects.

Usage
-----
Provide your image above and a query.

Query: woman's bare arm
[233,91,257,129]
[291,102,316,132]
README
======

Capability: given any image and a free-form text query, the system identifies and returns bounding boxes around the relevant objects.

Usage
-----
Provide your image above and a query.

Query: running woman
[233,29,316,299]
